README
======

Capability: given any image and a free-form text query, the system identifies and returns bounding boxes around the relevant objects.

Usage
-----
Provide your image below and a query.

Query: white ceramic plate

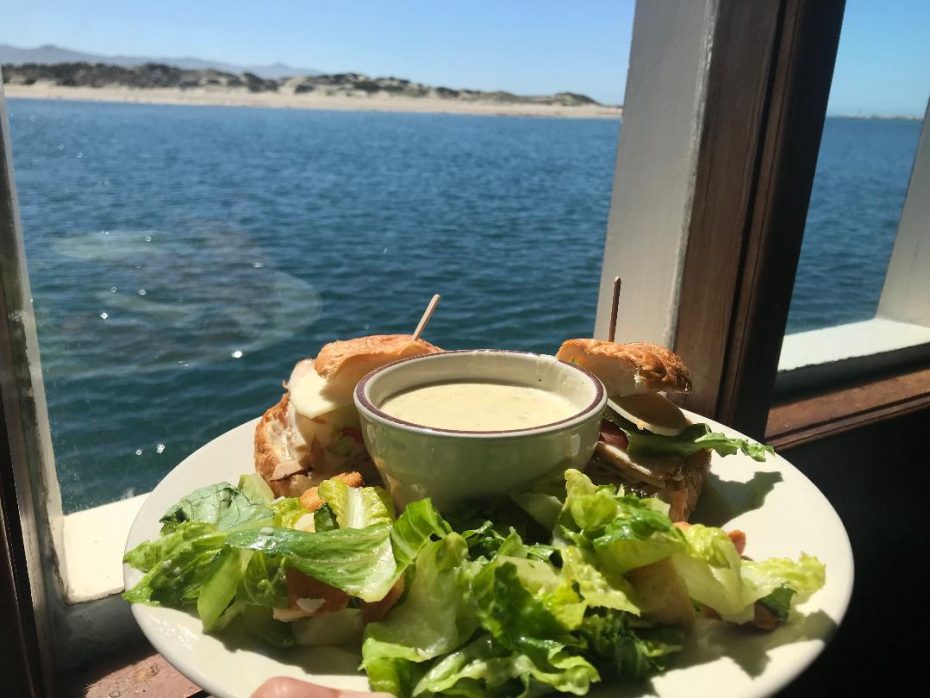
[124,413,853,698]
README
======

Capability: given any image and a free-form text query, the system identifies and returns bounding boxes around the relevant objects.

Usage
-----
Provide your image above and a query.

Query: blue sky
[829,1,930,117]
[2,0,928,115]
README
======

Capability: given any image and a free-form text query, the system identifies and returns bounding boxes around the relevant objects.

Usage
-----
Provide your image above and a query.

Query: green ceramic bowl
[354,350,607,510]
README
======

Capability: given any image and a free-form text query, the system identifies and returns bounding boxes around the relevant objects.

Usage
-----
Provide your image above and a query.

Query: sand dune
[3,84,623,119]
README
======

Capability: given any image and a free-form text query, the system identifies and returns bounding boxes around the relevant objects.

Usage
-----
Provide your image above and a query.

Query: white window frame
[593,0,716,348]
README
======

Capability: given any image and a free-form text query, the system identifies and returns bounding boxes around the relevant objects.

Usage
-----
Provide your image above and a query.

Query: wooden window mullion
[674,0,846,438]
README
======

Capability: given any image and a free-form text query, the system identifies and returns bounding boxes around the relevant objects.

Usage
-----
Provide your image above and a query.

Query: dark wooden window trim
[674,0,846,439]
[766,361,930,449]
[0,416,47,698]
[670,0,928,449]
[0,82,52,697]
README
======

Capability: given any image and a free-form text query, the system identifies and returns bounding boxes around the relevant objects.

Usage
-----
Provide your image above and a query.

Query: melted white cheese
[289,367,347,418]
[611,393,688,436]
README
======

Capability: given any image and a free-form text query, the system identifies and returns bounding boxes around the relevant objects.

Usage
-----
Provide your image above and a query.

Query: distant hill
[2,62,603,108]
[0,43,318,79]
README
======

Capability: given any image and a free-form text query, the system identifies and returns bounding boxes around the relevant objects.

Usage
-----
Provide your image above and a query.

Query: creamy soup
[379,381,578,431]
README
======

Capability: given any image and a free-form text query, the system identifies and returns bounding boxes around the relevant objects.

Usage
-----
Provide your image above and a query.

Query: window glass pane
[4,3,634,512]
[785,1,929,334]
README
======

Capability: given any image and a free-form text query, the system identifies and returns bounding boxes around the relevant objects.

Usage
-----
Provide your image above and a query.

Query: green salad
[124,469,824,697]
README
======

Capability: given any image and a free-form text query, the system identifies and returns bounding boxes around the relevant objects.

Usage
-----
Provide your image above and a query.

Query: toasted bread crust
[314,334,442,400]
[314,334,441,378]
[254,397,281,485]
[666,449,711,521]
[255,394,326,497]
[254,394,298,481]
[556,339,692,394]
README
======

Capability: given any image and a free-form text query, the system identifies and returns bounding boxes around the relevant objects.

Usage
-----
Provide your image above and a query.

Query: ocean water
[788,117,921,331]
[6,99,921,511]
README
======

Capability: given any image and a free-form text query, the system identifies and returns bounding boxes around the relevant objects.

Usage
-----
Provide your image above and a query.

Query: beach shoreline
[3,84,623,119]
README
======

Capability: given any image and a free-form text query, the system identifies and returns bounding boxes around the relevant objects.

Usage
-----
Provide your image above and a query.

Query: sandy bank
[3,84,623,119]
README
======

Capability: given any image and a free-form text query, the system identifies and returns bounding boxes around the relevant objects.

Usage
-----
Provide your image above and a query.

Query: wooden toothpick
[607,277,622,342]
[412,294,441,341]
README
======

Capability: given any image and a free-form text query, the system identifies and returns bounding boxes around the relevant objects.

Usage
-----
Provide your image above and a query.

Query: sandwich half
[556,339,772,521]
[255,334,442,497]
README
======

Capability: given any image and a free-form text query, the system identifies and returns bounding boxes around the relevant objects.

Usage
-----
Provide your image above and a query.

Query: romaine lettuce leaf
[472,561,584,664]
[474,560,601,695]
[237,472,275,505]
[445,497,553,561]
[123,521,217,573]
[123,521,227,605]
[239,551,289,608]
[226,524,394,602]
[198,546,248,631]
[669,524,749,620]
[456,521,555,563]
[313,503,338,532]
[511,469,569,532]
[390,498,452,568]
[741,554,826,609]
[319,479,394,529]
[159,482,273,532]
[590,503,686,575]
[365,654,429,698]
[364,534,477,657]
[270,497,310,530]
[228,498,449,603]
[464,560,600,696]
[409,635,517,697]
[366,523,597,695]
[416,634,598,698]
[457,519,508,560]
[605,409,775,462]
[362,534,479,694]
[493,553,586,631]
[758,585,796,621]
[613,628,682,679]
[558,470,686,574]
[559,546,639,615]
[670,524,825,623]
[362,518,670,696]
[580,611,683,679]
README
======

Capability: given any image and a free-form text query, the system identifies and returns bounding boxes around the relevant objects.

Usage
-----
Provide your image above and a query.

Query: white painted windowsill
[53,493,151,667]
[62,493,148,602]
[776,317,930,393]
